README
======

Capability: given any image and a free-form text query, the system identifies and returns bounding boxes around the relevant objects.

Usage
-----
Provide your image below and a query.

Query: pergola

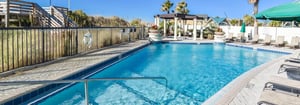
[154,13,208,40]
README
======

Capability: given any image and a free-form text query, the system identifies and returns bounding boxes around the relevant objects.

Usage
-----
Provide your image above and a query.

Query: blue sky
[25,0,293,22]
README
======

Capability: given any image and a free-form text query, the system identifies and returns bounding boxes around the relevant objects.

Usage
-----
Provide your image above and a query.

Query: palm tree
[268,20,282,27]
[243,14,254,26]
[175,0,189,35]
[229,19,240,26]
[161,0,173,14]
[175,0,189,14]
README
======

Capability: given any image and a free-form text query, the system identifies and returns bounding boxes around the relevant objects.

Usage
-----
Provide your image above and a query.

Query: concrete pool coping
[202,43,299,105]
[0,39,299,104]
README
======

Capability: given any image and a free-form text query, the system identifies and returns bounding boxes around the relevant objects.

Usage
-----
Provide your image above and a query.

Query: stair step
[94,83,150,105]
[120,73,201,104]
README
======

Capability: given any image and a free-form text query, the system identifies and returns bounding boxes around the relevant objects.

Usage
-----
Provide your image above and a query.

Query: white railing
[33,3,63,27]
[43,6,77,27]
[52,6,77,27]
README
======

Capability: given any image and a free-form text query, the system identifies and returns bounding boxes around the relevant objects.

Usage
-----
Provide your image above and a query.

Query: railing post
[5,0,10,27]
[75,28,78,54]
[128,28,131,42]
[1,29,4,72]
[110,28,113,45]
[6,29,9,70]
[119,29,122,43]
[12,29,15,69]
[42,28,45,62]
[142,26,144,40]
[25,29,28,65]
[84,80,89,105]
[96,29,99,48]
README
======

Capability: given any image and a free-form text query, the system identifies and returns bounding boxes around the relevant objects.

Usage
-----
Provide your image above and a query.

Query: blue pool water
[36,43,285,105]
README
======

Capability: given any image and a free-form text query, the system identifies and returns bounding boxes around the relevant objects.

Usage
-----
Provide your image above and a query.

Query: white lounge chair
[271,36,285,47]
[257,76,300,105]
[247,35,259,44]
[285,58,300,63]
[262,35,271,45]
[287,36,300,49]
[234,33,243,42]
[278,61,300,73]
[225,33,233,42]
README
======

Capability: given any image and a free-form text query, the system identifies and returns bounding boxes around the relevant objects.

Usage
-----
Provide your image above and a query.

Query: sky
[24,0,294,23]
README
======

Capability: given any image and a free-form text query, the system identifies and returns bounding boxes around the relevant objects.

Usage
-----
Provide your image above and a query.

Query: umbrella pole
[253,0,259,36]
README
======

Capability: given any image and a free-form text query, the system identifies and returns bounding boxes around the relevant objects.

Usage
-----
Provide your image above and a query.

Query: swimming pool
[32,43,285,104]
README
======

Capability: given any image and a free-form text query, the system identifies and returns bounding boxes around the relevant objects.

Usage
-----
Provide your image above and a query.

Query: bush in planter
[151,25,158,30]
[214,27,225,35]
[149,25,160,33]
[148,25,162,41]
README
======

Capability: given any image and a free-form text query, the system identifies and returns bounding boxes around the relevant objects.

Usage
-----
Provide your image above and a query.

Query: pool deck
[202,42,299,105]
[0,39,300,104]
[0,40,150,104]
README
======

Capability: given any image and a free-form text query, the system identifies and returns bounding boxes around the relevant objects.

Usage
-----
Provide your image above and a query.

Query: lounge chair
[247,35,259,44]
[271,36,285,47]
[262,35,271,45]
[225,33,233,42]
[278,61,300,73]
[234,33,243,42]
[287,36,300,49]
[257,76,300,105]
[285,58,300,63]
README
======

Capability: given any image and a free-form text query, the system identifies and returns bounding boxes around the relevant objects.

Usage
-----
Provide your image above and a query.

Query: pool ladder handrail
[0,77,168,105]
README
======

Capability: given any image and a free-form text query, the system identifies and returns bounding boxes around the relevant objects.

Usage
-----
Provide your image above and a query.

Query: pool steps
[92,72,201,104]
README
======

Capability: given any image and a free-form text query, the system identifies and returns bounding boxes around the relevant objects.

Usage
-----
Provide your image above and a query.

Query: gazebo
[154,13,208,40]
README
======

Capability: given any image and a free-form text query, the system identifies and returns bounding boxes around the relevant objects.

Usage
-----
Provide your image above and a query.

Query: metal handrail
[0,77,168,105]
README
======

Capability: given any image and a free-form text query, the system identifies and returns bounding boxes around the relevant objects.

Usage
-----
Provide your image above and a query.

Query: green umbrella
[255,1,300,22]
[240,22,246,33]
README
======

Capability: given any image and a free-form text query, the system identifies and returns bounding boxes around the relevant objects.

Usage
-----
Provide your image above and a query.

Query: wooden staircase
[0,0,76,27]
[44,6,77,27]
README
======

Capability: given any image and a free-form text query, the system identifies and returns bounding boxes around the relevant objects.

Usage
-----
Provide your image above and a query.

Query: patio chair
[234,33,243,42]
[247,35,259,44]
[287,36,300,49]
[225,33,233,42]
[271,36,285,47]
[262,35,272,45]
[257,76,300,105]
[278,61,300,73]
[285,58,300,63]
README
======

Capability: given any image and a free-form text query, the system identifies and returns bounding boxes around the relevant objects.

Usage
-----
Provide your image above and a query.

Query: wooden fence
[0,26,145,73]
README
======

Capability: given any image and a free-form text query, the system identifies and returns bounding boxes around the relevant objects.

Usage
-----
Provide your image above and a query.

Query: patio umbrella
[239,22,246,42]
[255,1,300,22]
[240,22,246,33]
